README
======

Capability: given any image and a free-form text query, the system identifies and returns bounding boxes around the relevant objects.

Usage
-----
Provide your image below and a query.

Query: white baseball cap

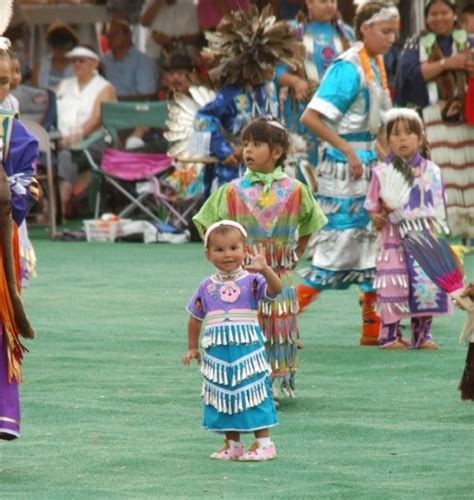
[66,46,99,61]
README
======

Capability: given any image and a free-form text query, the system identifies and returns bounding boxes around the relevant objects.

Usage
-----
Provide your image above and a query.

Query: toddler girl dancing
[183,221,281,461]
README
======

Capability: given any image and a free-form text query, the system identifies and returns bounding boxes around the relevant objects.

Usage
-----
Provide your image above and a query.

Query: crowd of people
[1,0,474,466]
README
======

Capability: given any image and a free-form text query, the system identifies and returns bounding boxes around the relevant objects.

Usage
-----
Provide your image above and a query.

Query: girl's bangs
[242,121,272,143]
[388,116,422,136]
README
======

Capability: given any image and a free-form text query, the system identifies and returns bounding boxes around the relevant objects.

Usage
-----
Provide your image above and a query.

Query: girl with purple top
[364,108,451,349]
[183,221,281,461]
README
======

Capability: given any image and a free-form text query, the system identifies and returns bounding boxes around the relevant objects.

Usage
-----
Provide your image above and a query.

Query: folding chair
[82,101,199,226]
[13,86,57,131]
[20,119,57,239]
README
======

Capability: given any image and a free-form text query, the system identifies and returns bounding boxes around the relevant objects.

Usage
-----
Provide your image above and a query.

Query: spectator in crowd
[56,46,116,218]
[106,0,144,24]
[395,0,474,240]
[139,0,201,64]
[158,52,197,99]
[462,2,474,35]
[197,0,250,31]
[31,22,79,90]
[102,19,158,99]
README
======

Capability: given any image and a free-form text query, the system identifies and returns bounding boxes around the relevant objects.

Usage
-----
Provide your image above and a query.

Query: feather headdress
[202,5,305,87]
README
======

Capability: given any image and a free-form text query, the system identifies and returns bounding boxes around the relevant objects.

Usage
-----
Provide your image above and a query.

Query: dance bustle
[165,86,216,163]
[402,232,474,401]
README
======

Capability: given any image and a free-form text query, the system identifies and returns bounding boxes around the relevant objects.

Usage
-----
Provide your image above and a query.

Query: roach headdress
[202,4,305,87]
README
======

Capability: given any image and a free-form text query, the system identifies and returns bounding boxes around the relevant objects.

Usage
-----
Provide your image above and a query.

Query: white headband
[65,46,99,61]
[267,120,286,131]
[361,6,399,26]
[384,108,423,127]
[204,220,248,247]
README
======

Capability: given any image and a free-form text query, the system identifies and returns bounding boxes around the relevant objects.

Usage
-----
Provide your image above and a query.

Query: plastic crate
[83,219,131,242]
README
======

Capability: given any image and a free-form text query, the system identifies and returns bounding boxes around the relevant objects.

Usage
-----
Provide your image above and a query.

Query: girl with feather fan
[0,1,39,441]
[364,108,451,349]
[297,1,399,346]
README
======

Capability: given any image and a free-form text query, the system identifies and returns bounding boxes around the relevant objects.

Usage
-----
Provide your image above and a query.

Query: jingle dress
[187,270,278,432]
[193,83,278,197]
[364,152,451,347]
[193,171,326,388]
[0,111,38,440]
[301,43,391,291]
[275,19,353,170]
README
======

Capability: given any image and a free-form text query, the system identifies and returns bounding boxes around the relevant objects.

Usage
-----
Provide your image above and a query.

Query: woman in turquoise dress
[297,1,400,346]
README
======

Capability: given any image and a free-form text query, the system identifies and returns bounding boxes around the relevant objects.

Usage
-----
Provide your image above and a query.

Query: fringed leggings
[380,316,433,348]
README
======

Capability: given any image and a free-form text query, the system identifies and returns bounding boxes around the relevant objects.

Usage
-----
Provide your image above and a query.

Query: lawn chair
[82,101,200,227]
[20,119,57,239]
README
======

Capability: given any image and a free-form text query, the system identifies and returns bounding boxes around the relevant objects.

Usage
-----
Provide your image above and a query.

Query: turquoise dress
[187,271,278,432]
[302,44,391,290]
[275,20,353,168]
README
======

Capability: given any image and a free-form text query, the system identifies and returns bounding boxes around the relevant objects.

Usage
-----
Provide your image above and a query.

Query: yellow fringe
[0,225,24,383]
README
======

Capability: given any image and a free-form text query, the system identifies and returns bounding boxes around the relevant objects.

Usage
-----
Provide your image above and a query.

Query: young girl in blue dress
[276,0,353,172]
[183,220,282,461]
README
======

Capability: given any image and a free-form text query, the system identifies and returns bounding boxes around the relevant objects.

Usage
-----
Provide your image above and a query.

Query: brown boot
[295,284,320,313]
[360,291,380,346]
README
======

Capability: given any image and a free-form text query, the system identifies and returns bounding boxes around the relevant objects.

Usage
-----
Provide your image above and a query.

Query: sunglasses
[71,57,87,64]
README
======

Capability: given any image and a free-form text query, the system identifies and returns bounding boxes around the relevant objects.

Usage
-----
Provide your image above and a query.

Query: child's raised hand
[182,348,201,365]
[244,244,269,273]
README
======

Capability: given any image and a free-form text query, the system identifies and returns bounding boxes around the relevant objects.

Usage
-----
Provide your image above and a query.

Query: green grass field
[1,237,473,499]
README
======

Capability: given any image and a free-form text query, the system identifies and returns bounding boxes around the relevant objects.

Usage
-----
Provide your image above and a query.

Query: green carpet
[1,239,473,499]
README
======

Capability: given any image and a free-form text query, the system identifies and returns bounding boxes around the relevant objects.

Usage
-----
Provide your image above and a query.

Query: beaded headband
[204,220,248,247]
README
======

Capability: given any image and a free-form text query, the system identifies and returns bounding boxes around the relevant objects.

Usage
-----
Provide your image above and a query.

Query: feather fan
[402,231,474,400]
[378,155,414,210]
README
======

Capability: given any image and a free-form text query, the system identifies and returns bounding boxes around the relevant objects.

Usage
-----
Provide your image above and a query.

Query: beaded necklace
[215,266,246,281]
